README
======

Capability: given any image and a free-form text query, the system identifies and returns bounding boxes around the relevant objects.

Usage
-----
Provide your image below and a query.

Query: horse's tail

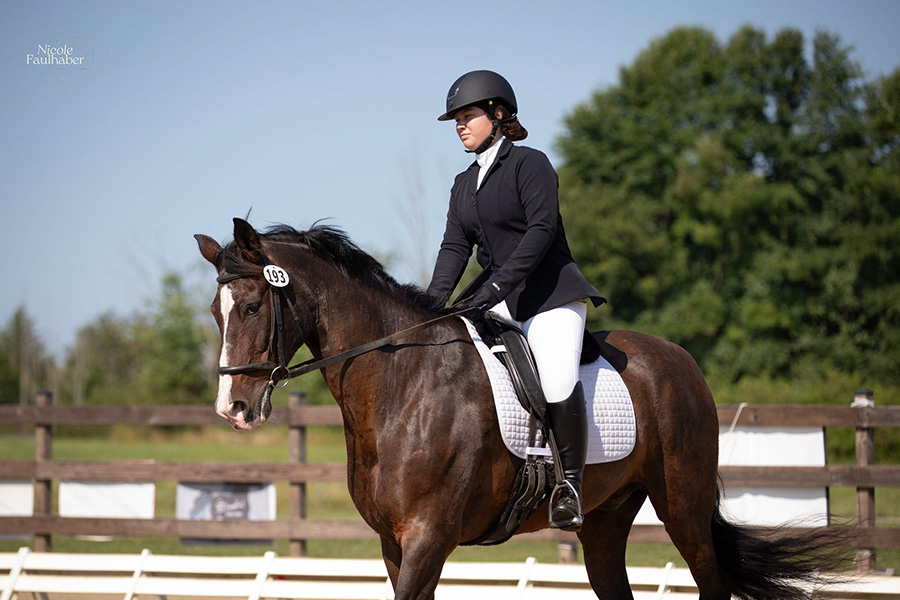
[711,489,857,599]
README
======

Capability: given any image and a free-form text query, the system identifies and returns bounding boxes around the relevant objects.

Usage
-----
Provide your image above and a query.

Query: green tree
[558,26,900,384]
[61,270,216,406]
[132,271,213,405]
[65,312,142,406]
[0,316,20,404]
[0,308,55,405]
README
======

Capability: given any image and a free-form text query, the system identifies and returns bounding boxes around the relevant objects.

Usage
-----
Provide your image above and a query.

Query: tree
[61,270,216,406]
[0,308,55,405]
[557,26,900,384]
[132,271,213,405]
[0,317,19,404]
[65,312,142,406]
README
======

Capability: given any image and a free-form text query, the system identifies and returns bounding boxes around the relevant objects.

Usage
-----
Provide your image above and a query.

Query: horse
[195,218,846,600]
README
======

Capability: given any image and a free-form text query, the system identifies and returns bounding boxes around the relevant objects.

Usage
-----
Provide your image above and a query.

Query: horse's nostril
[229,400,247,417]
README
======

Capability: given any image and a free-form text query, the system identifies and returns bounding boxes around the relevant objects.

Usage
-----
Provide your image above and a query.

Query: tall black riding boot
[546,381,588,532]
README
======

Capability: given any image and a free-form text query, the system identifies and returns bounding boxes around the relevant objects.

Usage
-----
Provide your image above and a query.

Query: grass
[0,428,897,572]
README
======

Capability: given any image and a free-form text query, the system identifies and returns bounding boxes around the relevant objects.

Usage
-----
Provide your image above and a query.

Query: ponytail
[494,103,528,141]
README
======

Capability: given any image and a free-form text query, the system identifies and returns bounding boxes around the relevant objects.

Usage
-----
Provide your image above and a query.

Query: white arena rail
[2,547,899,600]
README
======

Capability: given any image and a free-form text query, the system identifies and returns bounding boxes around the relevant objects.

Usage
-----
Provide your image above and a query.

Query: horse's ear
[233,217,265,264]
[194,234,222,266]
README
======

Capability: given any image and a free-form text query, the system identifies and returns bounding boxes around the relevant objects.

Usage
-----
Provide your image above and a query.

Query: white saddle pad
[462,317,636,464]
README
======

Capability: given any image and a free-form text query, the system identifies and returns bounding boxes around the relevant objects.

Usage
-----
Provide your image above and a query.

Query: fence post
[289,391,308,557]
[558,541,578,564]
[34,391,53,552]
[852,387,876,572]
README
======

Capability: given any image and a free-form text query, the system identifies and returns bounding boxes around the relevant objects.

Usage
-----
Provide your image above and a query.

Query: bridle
[215,260,478,392]
[215,269,298,389]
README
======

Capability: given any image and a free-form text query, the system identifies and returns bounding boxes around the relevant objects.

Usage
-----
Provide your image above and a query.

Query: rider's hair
[493,103,528,141]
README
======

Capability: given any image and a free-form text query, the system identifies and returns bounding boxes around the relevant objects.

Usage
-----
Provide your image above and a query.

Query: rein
[215,268,476,390]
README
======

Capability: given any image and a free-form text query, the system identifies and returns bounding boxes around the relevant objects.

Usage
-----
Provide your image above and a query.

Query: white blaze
[215,285,235,416]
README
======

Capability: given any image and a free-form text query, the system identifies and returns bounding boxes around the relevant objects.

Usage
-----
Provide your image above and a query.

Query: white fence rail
[2,548,899,600]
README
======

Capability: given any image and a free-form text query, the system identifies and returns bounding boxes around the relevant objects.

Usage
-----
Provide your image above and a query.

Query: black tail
[712,492,857,599]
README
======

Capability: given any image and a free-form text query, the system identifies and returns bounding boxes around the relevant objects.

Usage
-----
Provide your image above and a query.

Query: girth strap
[462,412,553,546]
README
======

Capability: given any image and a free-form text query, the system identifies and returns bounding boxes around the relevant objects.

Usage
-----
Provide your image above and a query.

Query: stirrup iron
[548,479,584,530]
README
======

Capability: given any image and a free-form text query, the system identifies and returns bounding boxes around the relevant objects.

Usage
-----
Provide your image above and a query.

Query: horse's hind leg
[649,457,730,598]
[579,490,647,599]
[658,503,730,599]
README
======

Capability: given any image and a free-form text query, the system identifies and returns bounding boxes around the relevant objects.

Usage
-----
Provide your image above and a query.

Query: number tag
[263,265,290,287]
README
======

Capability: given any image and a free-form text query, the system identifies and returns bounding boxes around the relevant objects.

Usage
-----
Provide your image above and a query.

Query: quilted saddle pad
[462,317,636,464]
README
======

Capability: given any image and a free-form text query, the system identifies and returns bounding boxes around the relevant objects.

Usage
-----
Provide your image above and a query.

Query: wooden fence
[1,390,899,571]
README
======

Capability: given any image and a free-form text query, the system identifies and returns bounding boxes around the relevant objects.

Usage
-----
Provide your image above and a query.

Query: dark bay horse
[196,218,843,600]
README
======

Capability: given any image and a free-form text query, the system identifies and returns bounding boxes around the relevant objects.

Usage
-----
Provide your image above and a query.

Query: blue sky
[2,0,899,358]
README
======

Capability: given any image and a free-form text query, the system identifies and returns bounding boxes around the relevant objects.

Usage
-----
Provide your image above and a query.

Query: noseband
[216,259,478,391]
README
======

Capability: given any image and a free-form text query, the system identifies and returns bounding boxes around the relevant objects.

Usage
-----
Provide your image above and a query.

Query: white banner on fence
[718,426,828,526]
[58,481,156,519]
[633,426,828,527]
[0,481,34,540]
[176,482,276,545]
[0,481,33,517]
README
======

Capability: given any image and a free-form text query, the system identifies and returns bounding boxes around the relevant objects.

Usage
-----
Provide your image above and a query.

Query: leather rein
[215,265,476,391]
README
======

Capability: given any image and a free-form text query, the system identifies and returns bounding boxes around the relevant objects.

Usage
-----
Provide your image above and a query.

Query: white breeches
[488,300,588,403]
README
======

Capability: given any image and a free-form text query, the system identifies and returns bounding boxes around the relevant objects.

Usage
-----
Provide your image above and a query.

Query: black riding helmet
[439,70,518,153]
[437,70,518,122]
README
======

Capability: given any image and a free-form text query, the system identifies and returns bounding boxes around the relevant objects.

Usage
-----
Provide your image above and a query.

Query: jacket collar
[476,136,506,169]
[466,138,512,192]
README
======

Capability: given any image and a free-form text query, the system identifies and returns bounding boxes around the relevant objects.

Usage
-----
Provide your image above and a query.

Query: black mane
[226,223,443,314]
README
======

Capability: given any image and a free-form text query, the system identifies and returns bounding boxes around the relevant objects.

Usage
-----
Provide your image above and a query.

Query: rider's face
[454,106,494,152]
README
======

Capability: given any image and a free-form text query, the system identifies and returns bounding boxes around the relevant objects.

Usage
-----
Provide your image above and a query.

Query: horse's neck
[312,289,412,445]
[312,288,409,358]
[309,282,428,397]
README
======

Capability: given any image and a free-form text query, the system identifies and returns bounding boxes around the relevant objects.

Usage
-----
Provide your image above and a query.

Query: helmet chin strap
[467,120,501,154]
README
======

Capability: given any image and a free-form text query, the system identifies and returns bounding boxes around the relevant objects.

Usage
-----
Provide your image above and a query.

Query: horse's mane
[224,223,444,314]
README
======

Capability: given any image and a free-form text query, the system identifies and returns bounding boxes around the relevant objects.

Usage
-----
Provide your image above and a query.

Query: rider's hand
[459,285,498,312]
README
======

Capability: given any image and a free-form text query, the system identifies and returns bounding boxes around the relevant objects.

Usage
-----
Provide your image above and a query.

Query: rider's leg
[545,381,588,530]
[522,301,589,531]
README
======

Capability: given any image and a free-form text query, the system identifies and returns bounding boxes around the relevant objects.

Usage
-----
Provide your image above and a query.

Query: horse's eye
[244,302,262,317]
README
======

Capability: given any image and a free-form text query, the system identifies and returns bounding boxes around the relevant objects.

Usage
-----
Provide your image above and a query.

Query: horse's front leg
[380,536,401,590]
[383,517,459,600]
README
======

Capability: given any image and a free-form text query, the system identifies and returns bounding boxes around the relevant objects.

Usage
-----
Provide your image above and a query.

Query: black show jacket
[427,139,604,321]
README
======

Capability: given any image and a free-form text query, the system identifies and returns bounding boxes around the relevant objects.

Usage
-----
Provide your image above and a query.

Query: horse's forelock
[219,245,264,280]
